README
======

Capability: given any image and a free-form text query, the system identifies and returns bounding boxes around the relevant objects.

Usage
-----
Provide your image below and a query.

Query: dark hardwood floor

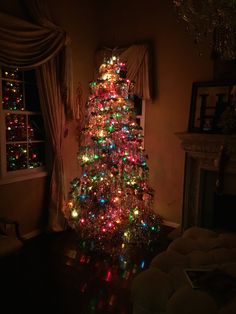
[1,225,173,314]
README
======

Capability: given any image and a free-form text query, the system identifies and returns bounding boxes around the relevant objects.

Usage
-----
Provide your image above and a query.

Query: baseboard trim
[162,220,180,229]
[23,228,44,240]
[23,223,180,239]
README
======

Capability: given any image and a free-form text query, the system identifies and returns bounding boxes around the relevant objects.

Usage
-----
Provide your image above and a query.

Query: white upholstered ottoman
[131,227,236,314]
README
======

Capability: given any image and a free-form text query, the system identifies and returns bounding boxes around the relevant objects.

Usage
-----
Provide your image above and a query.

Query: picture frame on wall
[188,81,236,134]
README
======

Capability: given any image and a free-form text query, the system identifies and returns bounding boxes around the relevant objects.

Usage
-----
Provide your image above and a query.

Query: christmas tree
[65,56,161,254]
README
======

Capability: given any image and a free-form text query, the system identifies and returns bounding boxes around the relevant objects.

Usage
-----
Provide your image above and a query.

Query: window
[0,67,46,183]
[133,94,146,140]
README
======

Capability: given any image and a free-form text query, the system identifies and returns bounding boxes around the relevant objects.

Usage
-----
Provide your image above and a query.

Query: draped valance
[0,11,66,69]
[0,9,74,118]
[96,44,152,101]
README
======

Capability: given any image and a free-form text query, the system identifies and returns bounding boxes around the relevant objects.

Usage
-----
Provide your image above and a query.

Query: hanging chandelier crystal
[173,0,236,60]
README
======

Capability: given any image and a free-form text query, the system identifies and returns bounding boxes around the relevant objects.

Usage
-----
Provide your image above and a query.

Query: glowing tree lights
[65,56,161,253]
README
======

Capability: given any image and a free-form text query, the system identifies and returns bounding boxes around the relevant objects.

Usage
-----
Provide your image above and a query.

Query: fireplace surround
[176,132,236,232]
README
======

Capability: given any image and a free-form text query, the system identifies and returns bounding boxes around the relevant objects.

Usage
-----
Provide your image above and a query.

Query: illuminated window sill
[0,168,48,185]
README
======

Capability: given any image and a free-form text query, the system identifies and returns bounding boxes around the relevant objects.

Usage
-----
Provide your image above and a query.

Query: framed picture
[188,81,236,133]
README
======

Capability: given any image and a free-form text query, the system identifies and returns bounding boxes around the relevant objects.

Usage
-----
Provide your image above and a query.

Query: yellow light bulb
[99,130,105,137]
[82,155,89,162]
[134,210,139,215]
[71,210,78,218]
[68,201,73,208]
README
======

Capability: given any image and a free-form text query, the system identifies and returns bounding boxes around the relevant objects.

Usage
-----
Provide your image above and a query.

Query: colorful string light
[2,68,44,171]
[65,56,161,253]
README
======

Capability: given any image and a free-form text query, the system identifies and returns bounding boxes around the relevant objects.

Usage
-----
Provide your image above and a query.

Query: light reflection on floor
[62,237,150,314]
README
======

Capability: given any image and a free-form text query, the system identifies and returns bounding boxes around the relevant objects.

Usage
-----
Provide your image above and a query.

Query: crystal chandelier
[173,0,236,60]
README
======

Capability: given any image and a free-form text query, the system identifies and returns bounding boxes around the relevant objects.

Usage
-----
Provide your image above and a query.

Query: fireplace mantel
[176,132,236,230]
[176,132,236,157]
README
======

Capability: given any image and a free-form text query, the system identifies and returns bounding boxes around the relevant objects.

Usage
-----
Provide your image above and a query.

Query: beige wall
[0,177,49,236]
[0,0,214,233]
[48,0,99,194]
[93,0,213,224]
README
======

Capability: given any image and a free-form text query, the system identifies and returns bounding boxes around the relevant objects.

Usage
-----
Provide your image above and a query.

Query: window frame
[0,67,47,185]
[138,99,146,137]
[133,95,146,146]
